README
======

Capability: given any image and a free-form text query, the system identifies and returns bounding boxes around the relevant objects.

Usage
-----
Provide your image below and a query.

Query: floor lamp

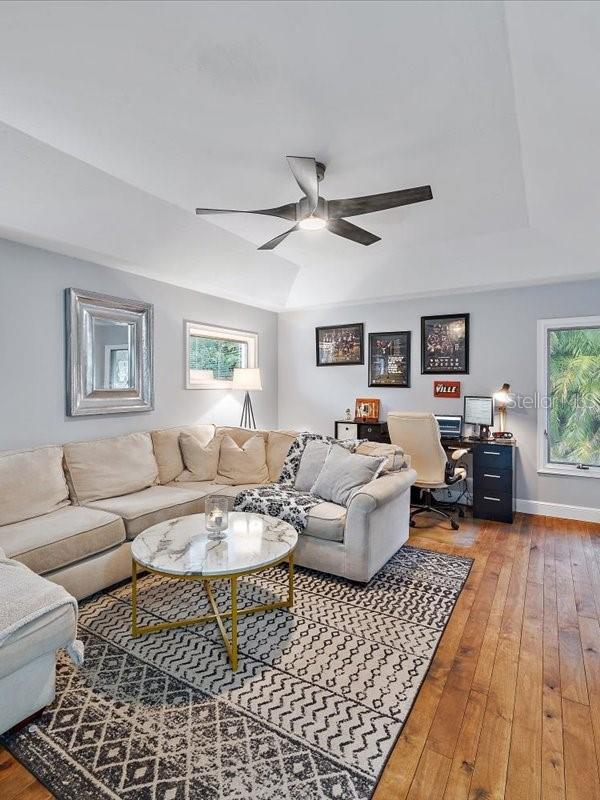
[232,368,262,429]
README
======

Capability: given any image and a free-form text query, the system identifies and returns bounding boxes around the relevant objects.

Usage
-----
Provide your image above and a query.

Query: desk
[333,420,517,524]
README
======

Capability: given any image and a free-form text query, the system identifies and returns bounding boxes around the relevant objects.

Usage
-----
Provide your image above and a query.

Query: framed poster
[421,313,470,374]
[316,323,364,366]
[368,331,411,387]
[434,380,461,398]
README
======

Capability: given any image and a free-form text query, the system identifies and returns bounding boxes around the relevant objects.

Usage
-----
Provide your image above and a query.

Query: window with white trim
[185,321,258,389]
[537,316,600,477]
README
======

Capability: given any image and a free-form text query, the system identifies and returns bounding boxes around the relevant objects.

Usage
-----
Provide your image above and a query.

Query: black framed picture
[316,323,364,366]
[421,313,470,374]
[368,331,411,387]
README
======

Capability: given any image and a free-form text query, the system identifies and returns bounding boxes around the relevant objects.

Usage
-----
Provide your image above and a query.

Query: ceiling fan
[195,156,433,250]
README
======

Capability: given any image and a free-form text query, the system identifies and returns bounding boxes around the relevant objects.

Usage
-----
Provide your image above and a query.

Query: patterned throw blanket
[233,432,362,532]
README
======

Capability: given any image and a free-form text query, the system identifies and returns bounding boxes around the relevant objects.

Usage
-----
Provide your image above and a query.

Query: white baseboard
[516,499,600,523]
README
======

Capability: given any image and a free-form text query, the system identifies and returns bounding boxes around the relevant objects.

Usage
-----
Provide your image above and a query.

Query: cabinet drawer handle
[484,473,501,479]
[483,450,500,456]
[483,496,501,502]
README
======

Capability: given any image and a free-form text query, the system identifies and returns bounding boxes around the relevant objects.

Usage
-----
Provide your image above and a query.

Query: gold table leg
[130,552,296,671]
[131,559,139,636]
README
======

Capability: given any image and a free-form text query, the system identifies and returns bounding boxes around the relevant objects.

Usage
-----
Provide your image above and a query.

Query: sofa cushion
[304,502,346,543]
[216,434,270,485]
[151,424,215,484]
[294,439,330,492]
[64,432,159,503]
[311,444,387,507]
[86,486,206,539]
[0,603,77,680]
[266,431,297,482]
[0,506,125,575]
[0,446,70,527]
[177,431,221,482]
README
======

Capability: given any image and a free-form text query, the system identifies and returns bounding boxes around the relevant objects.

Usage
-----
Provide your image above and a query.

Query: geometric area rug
[2,545,472,800]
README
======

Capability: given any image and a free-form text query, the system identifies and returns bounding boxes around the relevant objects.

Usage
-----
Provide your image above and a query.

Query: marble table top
[131,512,298,577]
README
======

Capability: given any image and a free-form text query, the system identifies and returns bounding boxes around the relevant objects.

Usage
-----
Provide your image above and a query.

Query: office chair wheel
[458,507,465,518]
[451,519,460,531]
[410,519,416,527]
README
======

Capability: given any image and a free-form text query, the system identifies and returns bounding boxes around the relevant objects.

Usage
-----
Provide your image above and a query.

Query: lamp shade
[493,382,511,406]
[232,368,262,392]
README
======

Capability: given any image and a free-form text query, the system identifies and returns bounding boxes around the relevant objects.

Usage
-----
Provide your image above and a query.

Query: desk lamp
[493,383,511,432]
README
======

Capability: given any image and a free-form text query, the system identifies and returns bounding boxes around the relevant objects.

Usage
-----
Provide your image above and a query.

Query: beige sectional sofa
[0,424,416,600]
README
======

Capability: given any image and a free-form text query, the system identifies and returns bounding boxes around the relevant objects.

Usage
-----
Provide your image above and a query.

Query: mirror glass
[92,318,133,390]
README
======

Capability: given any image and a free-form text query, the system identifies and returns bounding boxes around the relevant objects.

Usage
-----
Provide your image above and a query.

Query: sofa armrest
[342,468,417,582]
[348,469,417,513]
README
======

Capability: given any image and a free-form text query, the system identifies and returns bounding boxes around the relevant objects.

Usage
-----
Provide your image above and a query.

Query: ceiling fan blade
[286,156,319,212]
[327,185,433,219]
[257,225,298,250]
[327,218,381,246]
[195,202,297,221]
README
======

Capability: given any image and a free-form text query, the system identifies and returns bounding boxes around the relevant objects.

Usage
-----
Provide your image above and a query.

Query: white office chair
[388,411,468,530]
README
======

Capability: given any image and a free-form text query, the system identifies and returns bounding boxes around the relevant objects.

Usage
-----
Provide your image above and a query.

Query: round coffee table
[130,512,298,670]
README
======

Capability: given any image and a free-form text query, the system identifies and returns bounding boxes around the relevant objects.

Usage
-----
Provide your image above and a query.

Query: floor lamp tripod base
[240,391,256,429]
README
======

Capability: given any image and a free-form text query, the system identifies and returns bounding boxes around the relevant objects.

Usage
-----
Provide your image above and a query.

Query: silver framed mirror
[66,288,154,416]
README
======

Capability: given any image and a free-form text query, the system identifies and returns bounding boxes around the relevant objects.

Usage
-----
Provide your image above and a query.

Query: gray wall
[278,280,600,511]
[0,238,278,450]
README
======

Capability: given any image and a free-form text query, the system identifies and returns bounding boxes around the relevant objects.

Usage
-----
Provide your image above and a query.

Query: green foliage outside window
[548,327,600,466]
[189,335,246,381]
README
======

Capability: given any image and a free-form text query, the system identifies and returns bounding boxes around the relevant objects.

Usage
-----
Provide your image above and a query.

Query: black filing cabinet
[473,442,515,523]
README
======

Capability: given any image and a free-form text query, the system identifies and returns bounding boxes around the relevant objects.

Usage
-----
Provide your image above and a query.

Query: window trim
[537,315,600,479]
[184,320,258,390]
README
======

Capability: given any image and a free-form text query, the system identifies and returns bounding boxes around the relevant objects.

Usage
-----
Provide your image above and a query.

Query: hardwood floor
[2,513,600,800]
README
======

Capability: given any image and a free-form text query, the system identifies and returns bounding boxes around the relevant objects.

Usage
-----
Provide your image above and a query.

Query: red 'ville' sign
[434,380,461,398]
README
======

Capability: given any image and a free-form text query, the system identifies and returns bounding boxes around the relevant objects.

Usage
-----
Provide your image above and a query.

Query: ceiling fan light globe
[298,216,326,231]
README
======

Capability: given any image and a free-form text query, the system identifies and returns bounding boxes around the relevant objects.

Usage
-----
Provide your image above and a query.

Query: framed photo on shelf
[368,331,411,387]
[316,323,364,366]
[355,397,381,422]
[421,313,470,374]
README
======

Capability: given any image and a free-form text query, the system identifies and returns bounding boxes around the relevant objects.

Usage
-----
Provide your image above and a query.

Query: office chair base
[410,490,461,531]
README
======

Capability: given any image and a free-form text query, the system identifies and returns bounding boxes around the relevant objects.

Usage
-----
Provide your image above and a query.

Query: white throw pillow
[311,444,387,506]
[294,439,331,492]
[216,434,270,485]
[177,432,221,482]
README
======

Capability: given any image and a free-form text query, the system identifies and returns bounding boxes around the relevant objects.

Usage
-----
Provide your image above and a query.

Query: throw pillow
[294,439,331,492]
[177,432,221,482]
[355,441,408,472]
[311,444,387,506]
[216,434,270,485]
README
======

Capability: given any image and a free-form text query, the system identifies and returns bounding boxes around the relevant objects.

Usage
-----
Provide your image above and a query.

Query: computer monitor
[435,414,463,439]
[464,396,494,438]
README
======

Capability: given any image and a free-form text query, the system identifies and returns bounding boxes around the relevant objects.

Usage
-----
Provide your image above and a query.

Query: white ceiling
[0,0,598,310]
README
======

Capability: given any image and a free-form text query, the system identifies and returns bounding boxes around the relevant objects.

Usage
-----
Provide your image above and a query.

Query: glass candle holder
[205,496,229,540]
